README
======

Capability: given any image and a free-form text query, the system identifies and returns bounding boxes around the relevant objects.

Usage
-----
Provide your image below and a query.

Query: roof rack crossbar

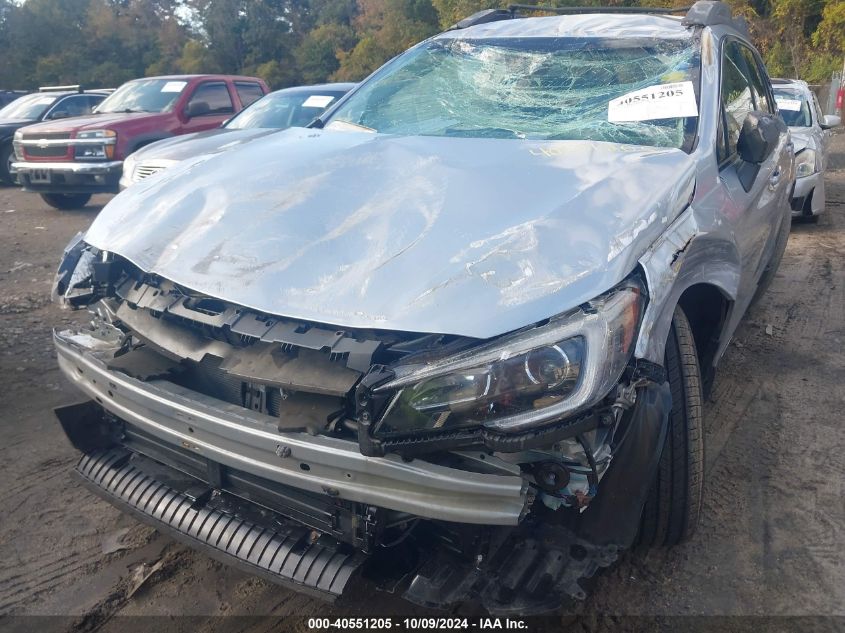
[451,2,748,36]
[508,4,691,15]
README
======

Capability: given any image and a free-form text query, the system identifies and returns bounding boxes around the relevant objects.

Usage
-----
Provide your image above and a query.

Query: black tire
[638,305,704,547]
[752,210,791,305]
[40,193,92,210]
[0,142,14,184]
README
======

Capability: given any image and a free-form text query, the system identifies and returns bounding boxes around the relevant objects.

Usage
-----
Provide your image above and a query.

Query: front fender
[635,206,740,365]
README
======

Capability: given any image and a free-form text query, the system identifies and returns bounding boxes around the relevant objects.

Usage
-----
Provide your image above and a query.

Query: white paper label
[775,97,802,112]
[161,81,187,93]
[608,81,698,123]
[302,95,335,108]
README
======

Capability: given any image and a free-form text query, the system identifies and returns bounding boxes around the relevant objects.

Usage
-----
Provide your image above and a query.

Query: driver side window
[47,95,93,120]
[720,42,755,162]
[187,82,234,116]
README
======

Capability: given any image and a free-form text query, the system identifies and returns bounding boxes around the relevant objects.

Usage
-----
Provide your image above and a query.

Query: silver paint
[80,19,793,369]
[86,129,697,339]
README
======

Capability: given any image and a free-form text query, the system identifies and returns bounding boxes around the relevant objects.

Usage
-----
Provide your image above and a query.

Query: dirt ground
[1,136,844,633]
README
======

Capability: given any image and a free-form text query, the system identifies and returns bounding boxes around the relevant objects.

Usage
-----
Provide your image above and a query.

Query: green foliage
[0,0,843,91]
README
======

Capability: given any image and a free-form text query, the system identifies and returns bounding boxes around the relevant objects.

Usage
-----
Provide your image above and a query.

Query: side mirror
[49,110,70,120]
[185,101,210,118]
[821,114,841,129]
[737,111,782,164]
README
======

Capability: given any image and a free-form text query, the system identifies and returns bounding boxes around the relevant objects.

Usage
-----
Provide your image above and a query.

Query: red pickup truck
[12,74,268,209]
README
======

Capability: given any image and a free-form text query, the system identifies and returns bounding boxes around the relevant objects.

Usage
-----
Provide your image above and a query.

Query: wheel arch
[635,208,741,372]
[127,133,173,156]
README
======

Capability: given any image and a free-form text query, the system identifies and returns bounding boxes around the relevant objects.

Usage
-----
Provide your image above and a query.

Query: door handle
[769,170,781,187]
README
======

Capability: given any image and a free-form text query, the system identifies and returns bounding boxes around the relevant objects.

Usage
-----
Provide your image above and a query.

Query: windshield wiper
[99,108,150,114]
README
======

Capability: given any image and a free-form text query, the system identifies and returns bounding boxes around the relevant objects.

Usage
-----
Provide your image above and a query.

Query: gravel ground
[1,136,844,632]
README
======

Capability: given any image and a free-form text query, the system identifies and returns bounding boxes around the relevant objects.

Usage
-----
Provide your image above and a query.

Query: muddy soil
[1,137,844,632]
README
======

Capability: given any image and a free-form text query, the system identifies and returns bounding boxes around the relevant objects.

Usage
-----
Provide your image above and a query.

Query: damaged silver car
[771,78,840,222]
[52,2,793,614]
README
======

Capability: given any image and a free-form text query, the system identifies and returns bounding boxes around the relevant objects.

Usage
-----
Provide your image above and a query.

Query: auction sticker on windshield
[608,81,698,123]
[161,81,187,93]
[775,97,802,111]
[302,95,335,108]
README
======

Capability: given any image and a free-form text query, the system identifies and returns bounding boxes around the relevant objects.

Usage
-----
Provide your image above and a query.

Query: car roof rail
[448,8,516,30]
[39,84,82,93]
[682,1,749,36]
[449,4,694,30]
[508,4,690,16]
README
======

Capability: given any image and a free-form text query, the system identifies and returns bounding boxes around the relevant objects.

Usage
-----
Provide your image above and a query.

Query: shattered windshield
[326,36,700,149]
[773,89,812,127]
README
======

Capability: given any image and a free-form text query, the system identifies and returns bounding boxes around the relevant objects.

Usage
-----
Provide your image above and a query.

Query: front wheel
[40,193,92,210]
[0,142,14,184]
[638,305,705,547]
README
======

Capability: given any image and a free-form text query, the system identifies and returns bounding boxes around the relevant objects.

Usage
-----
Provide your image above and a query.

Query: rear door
[234,81,266,109]
[179,81,236,133]
[716,39,790,300]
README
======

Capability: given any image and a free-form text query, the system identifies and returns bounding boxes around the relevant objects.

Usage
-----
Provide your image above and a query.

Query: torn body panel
[635,206,739,365]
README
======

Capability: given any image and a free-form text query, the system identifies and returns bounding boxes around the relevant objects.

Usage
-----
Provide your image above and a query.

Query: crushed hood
[131,128,277,163]
[788,128,815,153]
[84,128,696,339]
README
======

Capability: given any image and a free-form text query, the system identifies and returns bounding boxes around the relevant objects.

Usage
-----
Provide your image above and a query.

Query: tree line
[0,0,843,91]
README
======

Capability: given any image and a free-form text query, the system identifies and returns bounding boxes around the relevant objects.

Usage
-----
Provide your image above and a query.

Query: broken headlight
[374,280,644,435]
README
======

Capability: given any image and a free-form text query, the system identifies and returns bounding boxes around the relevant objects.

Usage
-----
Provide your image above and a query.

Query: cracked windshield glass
[327,36,701,149]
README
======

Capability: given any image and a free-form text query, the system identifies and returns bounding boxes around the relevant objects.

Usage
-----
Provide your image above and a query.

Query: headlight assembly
[77,129,116,140]
[75,129,116,160]
[121,152,138,182]
[795,148,817,178]
[374,279,644,435]
[13,130,23,160]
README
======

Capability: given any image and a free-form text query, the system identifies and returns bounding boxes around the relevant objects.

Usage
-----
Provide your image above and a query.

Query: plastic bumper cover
[791,171,821,216]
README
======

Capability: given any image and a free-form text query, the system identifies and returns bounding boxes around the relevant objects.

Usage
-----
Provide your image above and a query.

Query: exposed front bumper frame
[54,330,528,525]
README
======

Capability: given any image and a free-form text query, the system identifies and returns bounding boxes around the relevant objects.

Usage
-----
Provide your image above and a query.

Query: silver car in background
[772,78,840,221]
[120,83,356,188]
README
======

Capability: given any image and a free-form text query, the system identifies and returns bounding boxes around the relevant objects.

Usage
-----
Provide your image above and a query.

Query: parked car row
[38,0,843,616]
[120,82,355,188]
[771,78,840,222]
[4,75,354,209]
[0,86,110,184]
